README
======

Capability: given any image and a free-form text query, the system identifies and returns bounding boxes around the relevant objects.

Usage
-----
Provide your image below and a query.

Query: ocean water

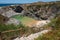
[0,4,21,7]
[0,4,14,6]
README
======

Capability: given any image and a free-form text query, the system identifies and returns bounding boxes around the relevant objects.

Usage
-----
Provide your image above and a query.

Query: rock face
[22,1,60,20]
[0,14,9,24]
[2,10,20,18]
[6,18,20,25]
[35,20,50,27]
[0,1,60,25]
[0,7,22,25]
[0,1,60,20]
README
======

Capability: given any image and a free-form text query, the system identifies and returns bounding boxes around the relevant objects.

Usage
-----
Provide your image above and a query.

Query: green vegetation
[0,23,30,39]
[11,15,36,26]
[0,24,20,32]
[0,15,38,40]
[11,15,35,22]
[0,23,23,40]
[35,16,60,40]
[0,22,39,40]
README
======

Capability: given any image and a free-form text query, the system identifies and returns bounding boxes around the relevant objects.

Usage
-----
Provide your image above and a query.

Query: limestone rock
[6,18,20,25]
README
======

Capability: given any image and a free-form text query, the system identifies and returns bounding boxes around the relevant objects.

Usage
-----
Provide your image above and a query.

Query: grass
[35,16,60,40]
[0,24,20,32]
[0,15,39,40]
[0,23,23,40]
[11,15,37,27]
[0,23,40,40]
[0,23,34,40]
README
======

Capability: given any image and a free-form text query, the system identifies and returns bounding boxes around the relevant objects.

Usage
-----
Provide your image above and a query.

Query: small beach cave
[14,6,23,13]
[41,17,48,20]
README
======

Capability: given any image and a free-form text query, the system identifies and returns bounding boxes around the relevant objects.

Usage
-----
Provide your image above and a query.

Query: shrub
[35,16,60,40]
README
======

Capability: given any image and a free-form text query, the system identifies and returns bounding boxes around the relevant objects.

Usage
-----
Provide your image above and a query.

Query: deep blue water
[0,4,14,6]
[0,4,21,7]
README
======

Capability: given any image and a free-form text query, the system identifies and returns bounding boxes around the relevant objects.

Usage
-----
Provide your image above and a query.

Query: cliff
[0,1,60,21]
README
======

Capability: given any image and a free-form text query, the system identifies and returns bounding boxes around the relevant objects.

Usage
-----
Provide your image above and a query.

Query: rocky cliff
[21,1,60,20]
[0,1,60,20]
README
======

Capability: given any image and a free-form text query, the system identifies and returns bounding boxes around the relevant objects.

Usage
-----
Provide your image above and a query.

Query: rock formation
[0,1,60,25]
[0,14,9,24]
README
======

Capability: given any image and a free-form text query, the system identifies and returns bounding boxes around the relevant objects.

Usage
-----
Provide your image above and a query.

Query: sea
[0,4,22,7]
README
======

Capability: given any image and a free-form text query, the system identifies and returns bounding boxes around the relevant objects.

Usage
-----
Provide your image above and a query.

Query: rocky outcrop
[2,10,21,17]
[6,18,20,25]
[34,20,50,28]
[0,1,60,20]
[22,1,60,20]
[14,30,51,40]
[0,1,60,25]
[0,14,9,24]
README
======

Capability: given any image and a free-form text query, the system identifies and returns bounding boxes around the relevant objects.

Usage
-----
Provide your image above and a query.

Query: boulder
[6,18,20,25]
